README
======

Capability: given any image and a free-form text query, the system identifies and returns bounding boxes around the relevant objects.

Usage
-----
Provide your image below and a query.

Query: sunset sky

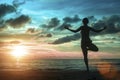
[0,0,120,59]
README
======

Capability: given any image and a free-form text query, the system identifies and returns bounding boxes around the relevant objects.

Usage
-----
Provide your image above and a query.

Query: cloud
[92,15,120,33]
[26,28,36,33]
[63,15,81,23]
[12,0,26,8]
[52,15,120,44]
[56,23,71,31]
[0,4,16,18]
[55,15,80,31]
[0,24,8,31]
[52,33,80,44]
[106,15,120,33]
[0,19,7,31]
[0,1,29,31]
[28,0,120,16]
[40,15,120,33]
[6,15,31,28]
[40,16,79,31]
[25,28,42,34]
[87,16,97,22]
[41,17,60,29]
[76,0,120,15]
[107,15,120,23]
[35,33,52,39]
[0,14,31,31]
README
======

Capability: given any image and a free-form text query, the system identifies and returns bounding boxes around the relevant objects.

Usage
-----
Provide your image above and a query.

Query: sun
[11,45,28,59]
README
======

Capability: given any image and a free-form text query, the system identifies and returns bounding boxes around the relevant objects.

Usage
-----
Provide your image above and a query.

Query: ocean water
[0,59,120,71]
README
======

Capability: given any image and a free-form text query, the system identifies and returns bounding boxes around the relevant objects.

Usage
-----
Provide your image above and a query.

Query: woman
[65,18,106,72]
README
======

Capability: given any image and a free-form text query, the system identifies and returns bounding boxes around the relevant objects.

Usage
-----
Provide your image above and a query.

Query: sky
[0,0,120,26]
[0,0,120,59]
[0,0,120,41]
[10,0,120,16]
[0,0,120,36]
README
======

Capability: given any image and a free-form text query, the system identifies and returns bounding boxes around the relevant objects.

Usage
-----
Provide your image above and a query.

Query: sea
[0,33,120,71]
[0,59,120,71]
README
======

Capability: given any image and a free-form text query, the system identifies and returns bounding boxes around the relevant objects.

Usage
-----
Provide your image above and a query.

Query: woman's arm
[64,26,81,33]
[90,26,106,33]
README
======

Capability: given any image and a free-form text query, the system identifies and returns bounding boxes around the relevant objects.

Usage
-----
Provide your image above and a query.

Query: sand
[0,70,120,80]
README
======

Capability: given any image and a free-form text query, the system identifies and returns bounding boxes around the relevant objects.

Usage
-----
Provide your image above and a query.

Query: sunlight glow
[11,45,28,59]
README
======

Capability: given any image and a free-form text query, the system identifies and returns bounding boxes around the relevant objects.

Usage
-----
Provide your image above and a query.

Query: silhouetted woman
[65,18,106,72]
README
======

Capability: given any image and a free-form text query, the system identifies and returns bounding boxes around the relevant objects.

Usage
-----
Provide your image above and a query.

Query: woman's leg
[88,43,98,52]
[81,45,89,72]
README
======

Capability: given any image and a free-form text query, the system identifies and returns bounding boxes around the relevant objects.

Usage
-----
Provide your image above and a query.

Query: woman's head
[82,18,89,25]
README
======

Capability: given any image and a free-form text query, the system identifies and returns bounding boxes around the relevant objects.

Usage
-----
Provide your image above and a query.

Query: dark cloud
[51,15,120,33]
[0,24,8,31]
[63,15,81,23]
[76,0,120,15]
[12,0,26,8]
[33,0,120,16]
[56,23,71,31]
[25,28,41,34]
[0,15,31,31]
[46,33,52,37]
[52,33,80,44]
[87,16,97,22]
[55,15,80,31]
[41,17,60,29]
[0,0,26,18]
[48,17,60,28]
[40,15,79,31]
[52,15,120,44]
[6,15,31,28]
[26,28,36,34]
[0,2,28,31]
[107,15,120,23]
[80,0,120,15]
[106,15,120,33]
[0,18,6,31]
[40,14,120,33]
[92,15,120,33]
[0,4,16,18]
[36,33,52,39]
[0,1,27,32]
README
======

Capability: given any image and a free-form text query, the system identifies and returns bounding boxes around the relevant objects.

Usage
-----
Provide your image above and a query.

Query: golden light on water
[11,45,28,59]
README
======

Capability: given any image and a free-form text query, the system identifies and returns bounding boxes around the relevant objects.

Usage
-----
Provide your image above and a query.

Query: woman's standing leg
[81,45,89,72]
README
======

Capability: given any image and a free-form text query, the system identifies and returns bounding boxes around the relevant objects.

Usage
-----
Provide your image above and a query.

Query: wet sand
[0,70,120,80]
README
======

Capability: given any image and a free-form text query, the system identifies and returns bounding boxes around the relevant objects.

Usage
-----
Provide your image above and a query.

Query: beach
[0,59,120,80]
[0,33,120,80]
[0,69,120,80]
